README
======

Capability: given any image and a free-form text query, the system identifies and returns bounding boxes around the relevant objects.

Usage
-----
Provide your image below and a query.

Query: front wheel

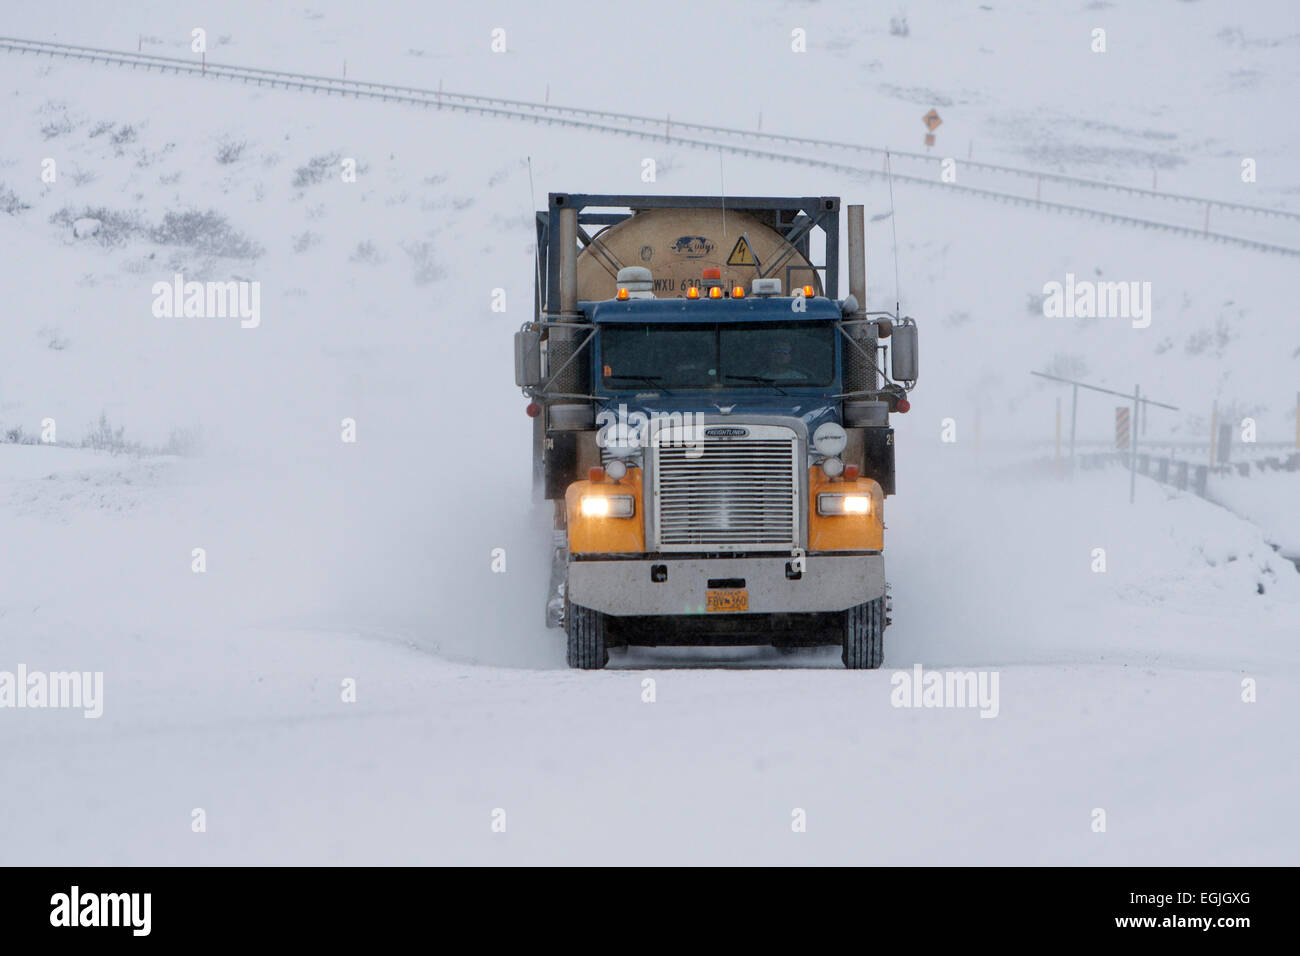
[566,602,609,670]
[842,597,885,669]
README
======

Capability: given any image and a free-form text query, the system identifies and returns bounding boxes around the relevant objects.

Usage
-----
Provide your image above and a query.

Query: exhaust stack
[843,204,884,426]
[558,207,578,317]
[847,204,867,316]
[547,203,593,429]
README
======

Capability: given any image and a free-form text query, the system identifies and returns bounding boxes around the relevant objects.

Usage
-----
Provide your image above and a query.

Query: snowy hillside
[0,0,1297,865]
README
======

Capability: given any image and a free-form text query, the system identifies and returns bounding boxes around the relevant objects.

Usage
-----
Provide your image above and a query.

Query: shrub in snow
[151,209,263,258]
[0,184,29,215]
[41,115,75,139]
[72,217,102,239]
[38,326,70,351]
[349,240,383,264]
[216,139,247,165]
[110,125,138,148]
[890,16,910,37]
[293,153,341,188]
[403,240,442,285]
[162,425,204,457]
[81,413,142,456]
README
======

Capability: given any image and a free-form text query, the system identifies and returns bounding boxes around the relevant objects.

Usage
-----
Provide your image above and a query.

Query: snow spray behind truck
[514,195,918,668]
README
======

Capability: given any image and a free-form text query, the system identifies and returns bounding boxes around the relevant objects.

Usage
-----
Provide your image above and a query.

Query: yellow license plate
[706,589,748,613]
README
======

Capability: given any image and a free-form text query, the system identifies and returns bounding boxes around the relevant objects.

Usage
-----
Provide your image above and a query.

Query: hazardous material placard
[727,235,757,267]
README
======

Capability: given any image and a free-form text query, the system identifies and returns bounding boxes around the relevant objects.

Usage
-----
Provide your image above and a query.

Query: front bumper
[567,552,884,617]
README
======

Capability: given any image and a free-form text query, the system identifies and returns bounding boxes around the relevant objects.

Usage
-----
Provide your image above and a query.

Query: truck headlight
[580,494,635,518]
[817,493,871,516]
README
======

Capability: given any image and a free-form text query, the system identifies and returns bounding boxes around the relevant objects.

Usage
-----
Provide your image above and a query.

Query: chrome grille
[653,424,800,551]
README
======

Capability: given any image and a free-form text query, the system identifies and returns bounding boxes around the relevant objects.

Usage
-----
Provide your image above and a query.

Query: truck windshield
[600,322,835,390]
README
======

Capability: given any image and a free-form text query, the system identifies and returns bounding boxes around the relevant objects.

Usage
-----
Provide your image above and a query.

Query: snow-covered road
[3,440,1295,865]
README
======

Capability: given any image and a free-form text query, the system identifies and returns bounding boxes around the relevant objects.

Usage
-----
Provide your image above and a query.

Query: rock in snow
[71,217,101,238]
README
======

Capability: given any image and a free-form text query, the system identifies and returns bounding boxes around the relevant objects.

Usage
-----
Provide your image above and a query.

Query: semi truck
[514,194,918,669]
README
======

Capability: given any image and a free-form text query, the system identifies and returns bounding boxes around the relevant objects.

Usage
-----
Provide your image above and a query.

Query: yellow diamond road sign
[923,108,942,132]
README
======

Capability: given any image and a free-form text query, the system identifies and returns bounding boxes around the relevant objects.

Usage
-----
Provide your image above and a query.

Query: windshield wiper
[722,374,789,396]
[605,373,673,394]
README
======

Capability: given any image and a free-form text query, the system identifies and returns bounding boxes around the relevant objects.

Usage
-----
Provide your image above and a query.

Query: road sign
[923,108,942,132]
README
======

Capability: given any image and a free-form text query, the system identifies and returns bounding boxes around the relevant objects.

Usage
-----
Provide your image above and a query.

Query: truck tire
[566,602,609,670]
[842,597,885,669]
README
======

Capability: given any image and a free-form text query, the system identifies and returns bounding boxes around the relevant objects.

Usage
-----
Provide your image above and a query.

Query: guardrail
[2,35,1297,258]
[1073,448,1298,499]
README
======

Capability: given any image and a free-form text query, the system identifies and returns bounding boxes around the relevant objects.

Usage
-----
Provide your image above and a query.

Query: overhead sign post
[1030,371,1179,503]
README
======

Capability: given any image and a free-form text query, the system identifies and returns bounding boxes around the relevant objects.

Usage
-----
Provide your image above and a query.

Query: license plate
[706,588,748,613]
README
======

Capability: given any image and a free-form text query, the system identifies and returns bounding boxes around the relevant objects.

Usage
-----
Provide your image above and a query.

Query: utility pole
[1055,396,1062,467]
[1209,402,1218,467]
[1069,383,1079,474]
[1130,384,1140,504]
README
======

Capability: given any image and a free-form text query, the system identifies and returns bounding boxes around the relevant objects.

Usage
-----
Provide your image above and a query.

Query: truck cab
[515,194,918,669]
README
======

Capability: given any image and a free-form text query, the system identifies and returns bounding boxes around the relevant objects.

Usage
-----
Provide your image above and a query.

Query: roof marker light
[686,286,700,299]
[731,286,745,298]
[708,286,723,299]
[803,284,815,297]
[616,288,629,300]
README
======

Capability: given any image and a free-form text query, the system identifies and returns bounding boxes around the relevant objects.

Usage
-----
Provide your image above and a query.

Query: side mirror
[514,328,543,387]
[890,320,918,383]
